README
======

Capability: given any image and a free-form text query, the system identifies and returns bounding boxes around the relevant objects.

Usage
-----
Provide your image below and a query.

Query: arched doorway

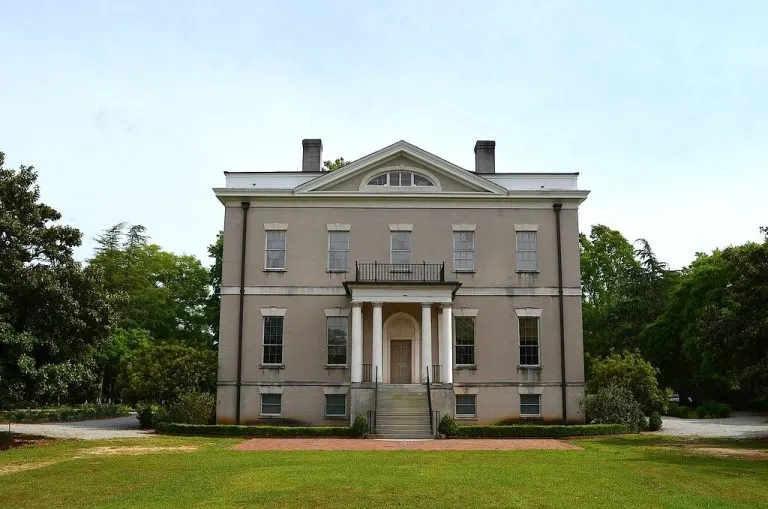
[383,312,421,384]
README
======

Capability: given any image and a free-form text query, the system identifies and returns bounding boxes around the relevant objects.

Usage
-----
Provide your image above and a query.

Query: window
[520,394,541,416]
[261,394,282,416]
[328,232,349,272]
[390,231,411,265]
[326,316,348,365]
[518,317,539,366]
[455,317,475,365]
[456,394,477,417]
[453,231,475,272]
[265,230,286,270]
[367,171,435,187]
[325,394,347,417]
[516,231,537,272]
[262,316,283,364]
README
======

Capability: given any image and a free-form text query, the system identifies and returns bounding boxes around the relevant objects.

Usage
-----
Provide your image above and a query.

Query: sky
[1,0,766,269]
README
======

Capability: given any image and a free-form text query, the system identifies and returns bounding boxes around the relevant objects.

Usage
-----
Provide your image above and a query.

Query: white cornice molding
[514,224,539,231]
[452,224,477,232]
[220,286,582,297]
[326,223,351,231]
[514,308,543,317]
[260,307,288,316]
[323,308,351,317]
[264,223,288,230]
[388,223,414,232]
[517,386,545,395]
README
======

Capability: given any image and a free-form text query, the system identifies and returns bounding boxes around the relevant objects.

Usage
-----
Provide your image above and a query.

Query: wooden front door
[390,340,412,383]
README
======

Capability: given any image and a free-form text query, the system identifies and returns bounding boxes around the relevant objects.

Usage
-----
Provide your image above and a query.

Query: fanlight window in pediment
[367,171,435,187]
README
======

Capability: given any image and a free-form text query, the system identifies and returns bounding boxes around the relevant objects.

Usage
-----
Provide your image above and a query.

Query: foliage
[135,402,169,429]
[156,422,361,437]
[352,414,368,436]
[454,423,630,438]
[586,352,667,414]
[584,384,645,432]
[438,414,458,437]
[322,157,349,171]
[116,342,216,403]
[167,391,215,425]
[695,406,707,418]
[494,417,545,425]
[0,404,130,423]
[205,231,223,344]
[665,403,690,418]
[0,431,9,450]
[90,327,151,403]
[648,412,662,431]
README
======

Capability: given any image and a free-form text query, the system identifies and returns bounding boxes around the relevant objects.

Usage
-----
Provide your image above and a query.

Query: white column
[350,302,363,383]
[372,302,383,382]
[440,304,453,384]
[421,303,432,382]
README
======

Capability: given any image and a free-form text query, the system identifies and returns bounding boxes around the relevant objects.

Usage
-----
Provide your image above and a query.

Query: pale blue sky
[1,1,766,268]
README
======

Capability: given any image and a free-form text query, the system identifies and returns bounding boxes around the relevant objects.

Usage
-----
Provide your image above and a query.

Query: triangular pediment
[294,141,506,195]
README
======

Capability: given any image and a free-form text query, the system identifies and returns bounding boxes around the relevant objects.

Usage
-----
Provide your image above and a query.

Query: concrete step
[374,433,435,440]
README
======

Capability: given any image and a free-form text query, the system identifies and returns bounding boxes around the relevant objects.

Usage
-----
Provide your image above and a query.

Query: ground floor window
[520,394,540,416]
[455,394,477,417]
[261,394,282,416]
[325,394,347,417]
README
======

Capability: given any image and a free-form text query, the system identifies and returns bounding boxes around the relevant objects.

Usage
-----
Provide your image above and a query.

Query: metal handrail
[426,365,434,436]
[354,262,446,283]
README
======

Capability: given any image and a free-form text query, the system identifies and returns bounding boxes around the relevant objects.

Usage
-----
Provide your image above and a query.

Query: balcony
[354,261,446,283]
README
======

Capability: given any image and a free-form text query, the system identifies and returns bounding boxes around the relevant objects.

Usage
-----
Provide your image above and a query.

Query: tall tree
[205,231,223,344]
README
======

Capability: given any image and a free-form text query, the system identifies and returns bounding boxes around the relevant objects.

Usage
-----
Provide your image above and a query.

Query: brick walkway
[233,438,581,451]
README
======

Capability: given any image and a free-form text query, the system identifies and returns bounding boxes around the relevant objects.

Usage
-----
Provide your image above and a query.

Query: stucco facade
[214,140,589,429]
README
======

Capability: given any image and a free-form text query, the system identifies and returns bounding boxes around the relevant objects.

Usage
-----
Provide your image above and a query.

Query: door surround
[382,311,421,384]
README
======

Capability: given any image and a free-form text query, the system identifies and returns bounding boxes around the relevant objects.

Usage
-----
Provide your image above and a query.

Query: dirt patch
[689,447,768,460]
[234,438,582,451]
[82,445,198,456]
[0,461,58,477]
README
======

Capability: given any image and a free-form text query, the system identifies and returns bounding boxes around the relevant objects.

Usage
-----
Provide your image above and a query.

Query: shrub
[352,415,368,436]
[455,424,629,438]
[695,406,708,418]
[494,417,545,426]
[167,391,215,425]
[648,412,663,431]
[438,414,458,437]
[0,431,10,451]
[156,422,358,437]
[665,402,690,418]
[0,404,130,423]
[586,352,667,414]
[584,384,645,432]
[135,402,169,429]
[703,401,731,418]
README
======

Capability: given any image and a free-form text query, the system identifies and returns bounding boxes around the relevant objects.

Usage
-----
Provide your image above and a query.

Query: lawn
[1,434,767,508]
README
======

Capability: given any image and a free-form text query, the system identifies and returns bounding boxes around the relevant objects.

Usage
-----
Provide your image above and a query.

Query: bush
[0,404,130,423]
[156,422,359,437]
[695,406,708,418]
[665,402,690,418]
[648,412,663,431]
[586,352,667,414]
[438,414,458,437]
[167,391,215,425]
[0,431,10,451]
[703,400,731,418]
[584,384,645,432]
[455,424,630,438]
[494,417,545,426]
[351,415,368,436]
[135,402,169,429]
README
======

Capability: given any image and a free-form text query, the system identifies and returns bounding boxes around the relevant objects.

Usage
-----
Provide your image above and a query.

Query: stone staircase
[374,384,434,439]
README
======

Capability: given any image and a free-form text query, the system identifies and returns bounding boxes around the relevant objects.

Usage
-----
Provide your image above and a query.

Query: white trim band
[221,286,581,297]
[514,308,543,317]
[260,307,288,316]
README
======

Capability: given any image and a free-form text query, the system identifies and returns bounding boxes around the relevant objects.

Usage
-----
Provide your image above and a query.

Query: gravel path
[661,412,768,438]
[7,414,152,439]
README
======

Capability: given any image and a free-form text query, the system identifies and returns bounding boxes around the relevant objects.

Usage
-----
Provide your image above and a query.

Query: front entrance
[390,340,412,383]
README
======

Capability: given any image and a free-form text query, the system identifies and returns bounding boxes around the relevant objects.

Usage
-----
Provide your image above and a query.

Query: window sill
[455,365,477,371]
[263,268,287,272]
[518,365,542,370]
[260,364,285,370]
[326,270,349,274]
[516,270,539,274]
[325,365,349,370]
[453,269,476,274]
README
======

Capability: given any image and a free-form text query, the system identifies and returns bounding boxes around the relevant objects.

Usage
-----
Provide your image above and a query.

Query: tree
[205,231,223,344]
[0,152,114,407]
[322,157,349,171]
[91,328,151,403]
[586,352,667,414]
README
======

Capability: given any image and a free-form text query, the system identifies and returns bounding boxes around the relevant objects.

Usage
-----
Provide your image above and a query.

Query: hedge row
[455,424,631,438]
[156,422,364,438]
[0,404,131,424]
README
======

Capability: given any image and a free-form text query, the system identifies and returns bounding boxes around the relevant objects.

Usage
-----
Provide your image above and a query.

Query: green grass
[1,435,767,508]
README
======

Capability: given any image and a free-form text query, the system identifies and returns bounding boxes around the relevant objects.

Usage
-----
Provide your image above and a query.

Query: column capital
[440,303,453,310]
[371,301,383,308]
[421,302,433,308]
[351,301,363,308]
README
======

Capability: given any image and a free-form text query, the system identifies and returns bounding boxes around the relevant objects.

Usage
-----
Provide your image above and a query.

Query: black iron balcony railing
[354,261,445,283]
[362,363,372,383]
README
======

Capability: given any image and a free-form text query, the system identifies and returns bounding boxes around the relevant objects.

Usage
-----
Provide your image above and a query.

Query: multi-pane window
[262,316,283,364]
[325,394,347,417]
[390,231,412,265]
[456,394,477,417]
[455,317,475,365]
[261,394,282,415]
[326,316,348,365]
[518,317,540,366]
[328,232,349,272]
[453,231,475,272]
[516,231,537,272]
[265,230,287,269]
[520,394,541,416]
[367,171,435,187]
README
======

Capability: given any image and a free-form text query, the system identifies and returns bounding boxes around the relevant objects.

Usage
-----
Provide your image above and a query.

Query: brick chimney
[302,139,323,172]
[474,140,496,174]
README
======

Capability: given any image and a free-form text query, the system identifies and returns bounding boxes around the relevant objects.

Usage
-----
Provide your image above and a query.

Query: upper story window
[367,171,435,187]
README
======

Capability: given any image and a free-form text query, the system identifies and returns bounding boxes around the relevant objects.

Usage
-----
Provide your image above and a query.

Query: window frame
[520,394,541,417]
[262,316,284,365]
[455,394,477,418]
[518,316,540,367]
[367,170,435,188]
[324,394,347,417]
[260,393,282,416]
[264,229,287,271]
[326,316,349,366]
[327,231,350,272]
[515,231,538,273]
[390,231,412,266]
[454,316,476,366]
[452,230,476,272]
